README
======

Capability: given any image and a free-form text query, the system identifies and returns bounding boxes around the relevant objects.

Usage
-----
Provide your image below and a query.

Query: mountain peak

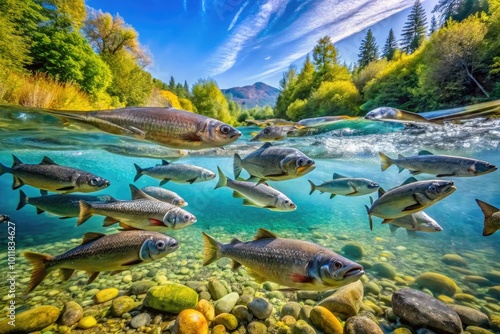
[222,82,280,108]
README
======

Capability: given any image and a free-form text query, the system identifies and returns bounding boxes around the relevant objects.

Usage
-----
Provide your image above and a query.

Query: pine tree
[429,15,438,35]
[183,80,190,94]
[312,36,338,86]
[358,29,379,68]
[168,76,175,91]
[382,29,398,60]
[292,53,315,100]
[401,0,428,54]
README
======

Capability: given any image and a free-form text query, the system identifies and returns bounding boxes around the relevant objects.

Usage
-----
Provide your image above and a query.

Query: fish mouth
[230,131,242,139]
[343,267,364,279]
[297,164,316,175]
[443,184,456,195]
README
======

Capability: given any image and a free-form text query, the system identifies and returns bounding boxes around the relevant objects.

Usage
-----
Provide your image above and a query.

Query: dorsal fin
[12,155,23,167]
[130,184,154,200]
[332,173,347,179]
[161,160,170,165]
[82,232,106,244]
[259,142,272,150]
[40,156,57,165]
[230,238,242,244]
[402,177,418,186]
[254,228,278,240]
[378,188,386,198]
[418,150,434,155]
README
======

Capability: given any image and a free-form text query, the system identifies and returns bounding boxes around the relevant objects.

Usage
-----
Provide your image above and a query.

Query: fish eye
[89,178,99,186]
[264,128,271,134]
[429,185,437,192]
[156,240,166,250]
[184,214,190,221]
[332,261,343,270]
[220,125,231,134]
[297,158,304,166]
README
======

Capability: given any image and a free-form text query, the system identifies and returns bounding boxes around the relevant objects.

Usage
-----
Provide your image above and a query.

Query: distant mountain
[222,82,280,108]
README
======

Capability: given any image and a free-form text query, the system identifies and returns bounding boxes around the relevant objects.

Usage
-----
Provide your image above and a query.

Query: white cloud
[264,56,271,60]
[228,1,249,32]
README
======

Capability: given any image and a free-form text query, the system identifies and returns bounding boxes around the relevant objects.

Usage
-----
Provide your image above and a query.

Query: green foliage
[382,29,398,60]
[401,0,428,54]
[429,15,439,34]
[286,99,308,121]
[245,105,274,120]
[191,79,236,125]
[293,54,315,100]
[358,29,379,68]
[312,36,340,86]
[353,58,389,94]
[274,66,297,118]
[153,78,169,90]
[307,81,361,117]
[433,0,489,24]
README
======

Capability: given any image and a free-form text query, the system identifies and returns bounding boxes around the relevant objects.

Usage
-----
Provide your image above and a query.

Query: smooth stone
[364,282,381,295]
[0,305,60,333]
[362,301,383,316]
[215,292,240,314]
[297,291,320,301]
[248,298,273,320]
[414,272,460,296]
[392,288,462,334]
[143,283,198,314]
[487,286,500,299]
[491,315,500,332]
[111,296,135,317]
[130,280,158,295]
[212,324,227,334]
[442,254,467,267]
[464,276,491,286]
[237,294,254,306]
[341,242,365,259]
[393,328,413,334]
[372,263,396,279]
[122,275,132,283]
[130,313,152,329]
[317,280,363,320]
[281,302,301,319]
[299,305,312,322]
[292,319,316,334]
[485,270,500,283]
[247,321,268,334]
[94,288,119,304]
[232,305,254,323]
[208,278,230,300]
[195,299,215,321]
[438,295,454,304]
[173,309,208,334]
[282,315,297,327]
[449,305,489,327]
[267,290,285,300]
[60,301,83,326]
[78,316,97,329]
[309,306,343,334]
[213,313,239,331]
[344,315,383,334]
[454,293,477,302]
[466,326,494,334]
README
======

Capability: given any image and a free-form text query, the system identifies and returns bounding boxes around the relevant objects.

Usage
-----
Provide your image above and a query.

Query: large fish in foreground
[47,107,242,150]
[0,155,110,193]
[475,199,500,236]
[308,173,379,199]
[366,177,456,230]
[388,211,443,233]
[380,151,497,177]
[134,160,215,185]
[234,143,315,182]
[23,231,179,293]
[203,228,364,291]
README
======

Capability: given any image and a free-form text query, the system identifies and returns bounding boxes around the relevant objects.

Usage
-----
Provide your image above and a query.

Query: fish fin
[159,179,170,186]
[242,199,260,207]
[56,186,75,191]
[17,190,28,210]
[122,259,143,266]
[402,177,418,185]
[36,207,44,215]
[103,216,119,227]
[130,184,150,200]
[381,219,393,224]
[329,194,336,199]
[187,177,198,184]
[111,270,124,275]
[370,196,374,205]
[290,273,314,283]
[332,173,347,179]
[133,164,143,182]
[119,222,138,230]
[87,272,100,284]
[0,161,10,177]
[23,251,54,294]
[128,126,146,138]
[378,188,386,198]
[40,189,48,196]
[418,150,434,155]
[40,156,57,165]
[230,238,242,244]
[397,166,405,173]
[483,224,497,236]
[215,166,228,190]
[181,132,202,142]
[398,154,405,159]
[77,201,93,226]
[231,260,242,271]
[436,173,455,177]
[12,176,24,190]
[379,152,393,172]
[233,153,243,179]
[202,232,222,266]
[82,232,106,244]
[161,160,170,165]
[149,218,166,226]
[60,268,75,281]
[12,155,23,167]
[308,180,316,195]
[403,203,422,211]
[476,199,499,236]
[246,268,266,283]
[59,216,71,220]
[259,142,272,149]
[254,228,277,240]
[389,224,399,234]
[255,178,269,186]
[232,191,245,199]
[365,205,373,231]
[409,170,422,175]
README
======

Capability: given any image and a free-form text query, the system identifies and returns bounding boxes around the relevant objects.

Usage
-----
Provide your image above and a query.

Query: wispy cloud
[201,0,206,13]
[227,1,249,32]
[183,0,187,12]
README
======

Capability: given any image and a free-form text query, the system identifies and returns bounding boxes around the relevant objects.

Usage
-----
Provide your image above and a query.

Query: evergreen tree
[183,80,190,95]
[358,29,379,68]
[382,29,398,60]
[273,66,297,118]
[168,76,175,91]
[401,0,428,54]
[429,15,438,35]
[312,36,338,86]
[433,0,488,25]
[292,53,315,100]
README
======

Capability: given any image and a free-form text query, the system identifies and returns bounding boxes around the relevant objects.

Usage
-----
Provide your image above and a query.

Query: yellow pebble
[78,316,97,329]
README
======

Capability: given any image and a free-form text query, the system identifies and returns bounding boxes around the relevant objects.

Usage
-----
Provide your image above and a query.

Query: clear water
[1,106,499,331]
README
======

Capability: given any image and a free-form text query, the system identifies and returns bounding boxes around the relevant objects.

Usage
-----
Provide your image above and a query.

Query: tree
[401,0,428,54]
[429,15,438,34]
[312,36,339,85]
[353,58,389,93]
[382,29,398,60]
[358,29,379,68]
[45,0,86,29]
[183,80,190,95]
[292,54,315,101]
[433,0,489,25]
[168,76,175,91]
[307,81,361,117]
[191,79,235,125]
[274,66,297,118]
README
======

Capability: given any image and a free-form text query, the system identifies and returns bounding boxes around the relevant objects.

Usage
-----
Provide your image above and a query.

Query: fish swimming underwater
[308,173,379,199]
[365,107,442,124]
[203,228,364,291]
[233,143,315,182]
[250,126,299,142]
[47,107,242,150]
[366,177,456,230]
[23,230,179,293]
[215,167,296,211]
[297,115,356,127]
[0,155,110,193]
[380,151,497,177]
[134,160,215,185]
[475,199,500,236]
[132,185,188,207]
[388,211,443,233]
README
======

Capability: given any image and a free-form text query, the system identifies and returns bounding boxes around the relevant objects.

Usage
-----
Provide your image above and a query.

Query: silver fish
[0,155,110,193]
[215,167,296,211]
[380,151,497,177]
[203,228,364,291]
[132,185,187,207]
[134,160,215,185]
[298,115,355,127]
[308,173,379,199]
[365,107,441,124]
[23,230,179,293]
[250,126,299,142]
[388,211,443,233]
[233,143,315,182]
[476,199,500,236]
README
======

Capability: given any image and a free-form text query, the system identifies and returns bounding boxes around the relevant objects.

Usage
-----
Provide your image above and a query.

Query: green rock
[299,305,312,322]
[448,305,489,327]
[291,319,316,334]
[232,305,254,323]
[0,305,60,334]
[208,278,229,300]
[213,313,239,331]
[490,315,500,332]
[143,283,198,314]
[485,270,500,283]
[281,302,301,319]
[341,242,365,259]
[130,280,158,295]
[393,328,413,334]
[464,276,491,286]
[442,254,467,267]
[372,263,396,279]
[487,286,500,299]
[59,301,83,327]
[364,282,381,295]
[247,321,268,334]
[414,272,460,296]
[215,292,240,314]
[267,291,285,300]
[94,288,119,304]
[466,326,494,334]
[111,296,135,317]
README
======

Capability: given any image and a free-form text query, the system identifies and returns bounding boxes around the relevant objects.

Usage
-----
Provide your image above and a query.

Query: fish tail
[16,190,28,210]
[233,153,243,179]
[133,164,143,182]
[365,205,373,231]
[77,200,93,226]
[476,199,499,236]
[0,161,11,176]
[379,152,393,172]
[23,251,54,294]
[308,180,316,195]
[202,232,223,266]
[215,166,228,190]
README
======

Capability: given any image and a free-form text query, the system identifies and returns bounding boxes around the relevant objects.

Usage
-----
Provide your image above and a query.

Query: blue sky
[86,0,438,89]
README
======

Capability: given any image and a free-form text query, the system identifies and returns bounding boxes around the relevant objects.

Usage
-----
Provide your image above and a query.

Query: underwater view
[0,105,500,334]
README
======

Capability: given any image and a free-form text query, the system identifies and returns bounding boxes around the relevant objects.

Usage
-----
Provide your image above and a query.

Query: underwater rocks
[414,272,460,296]
[111,295,136,317]
[317,280,363,320]
[442,254,468,267]
[93,287,119,303]
[448,304,489,327]
[344,315,383,334]
[0,305,60,334]
[173,309,209,334]
[144,283,198,313]
[341,242,365,259]
[60,301,83,327]
[310,305,343,334]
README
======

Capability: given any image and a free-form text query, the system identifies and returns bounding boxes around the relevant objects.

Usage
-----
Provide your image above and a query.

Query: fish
[16,190,116,219]
[475,199,500,236]
[250,126,299,142]
[134,160,216,185]
[46,107,242,150]
[132,185,188,207]
[77,193,197,231]
[297,115,356,127]
[308,173,379,199]
[365,107,442,124]
[388,211,443,233]
[379,151,497,177]
[215,167,296,211]
[365,177,456,230]
[233,143,315,182]
[103,143,188,159]
[0,155,110,193]
[23,230,179,293]
[202,228,364,291]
